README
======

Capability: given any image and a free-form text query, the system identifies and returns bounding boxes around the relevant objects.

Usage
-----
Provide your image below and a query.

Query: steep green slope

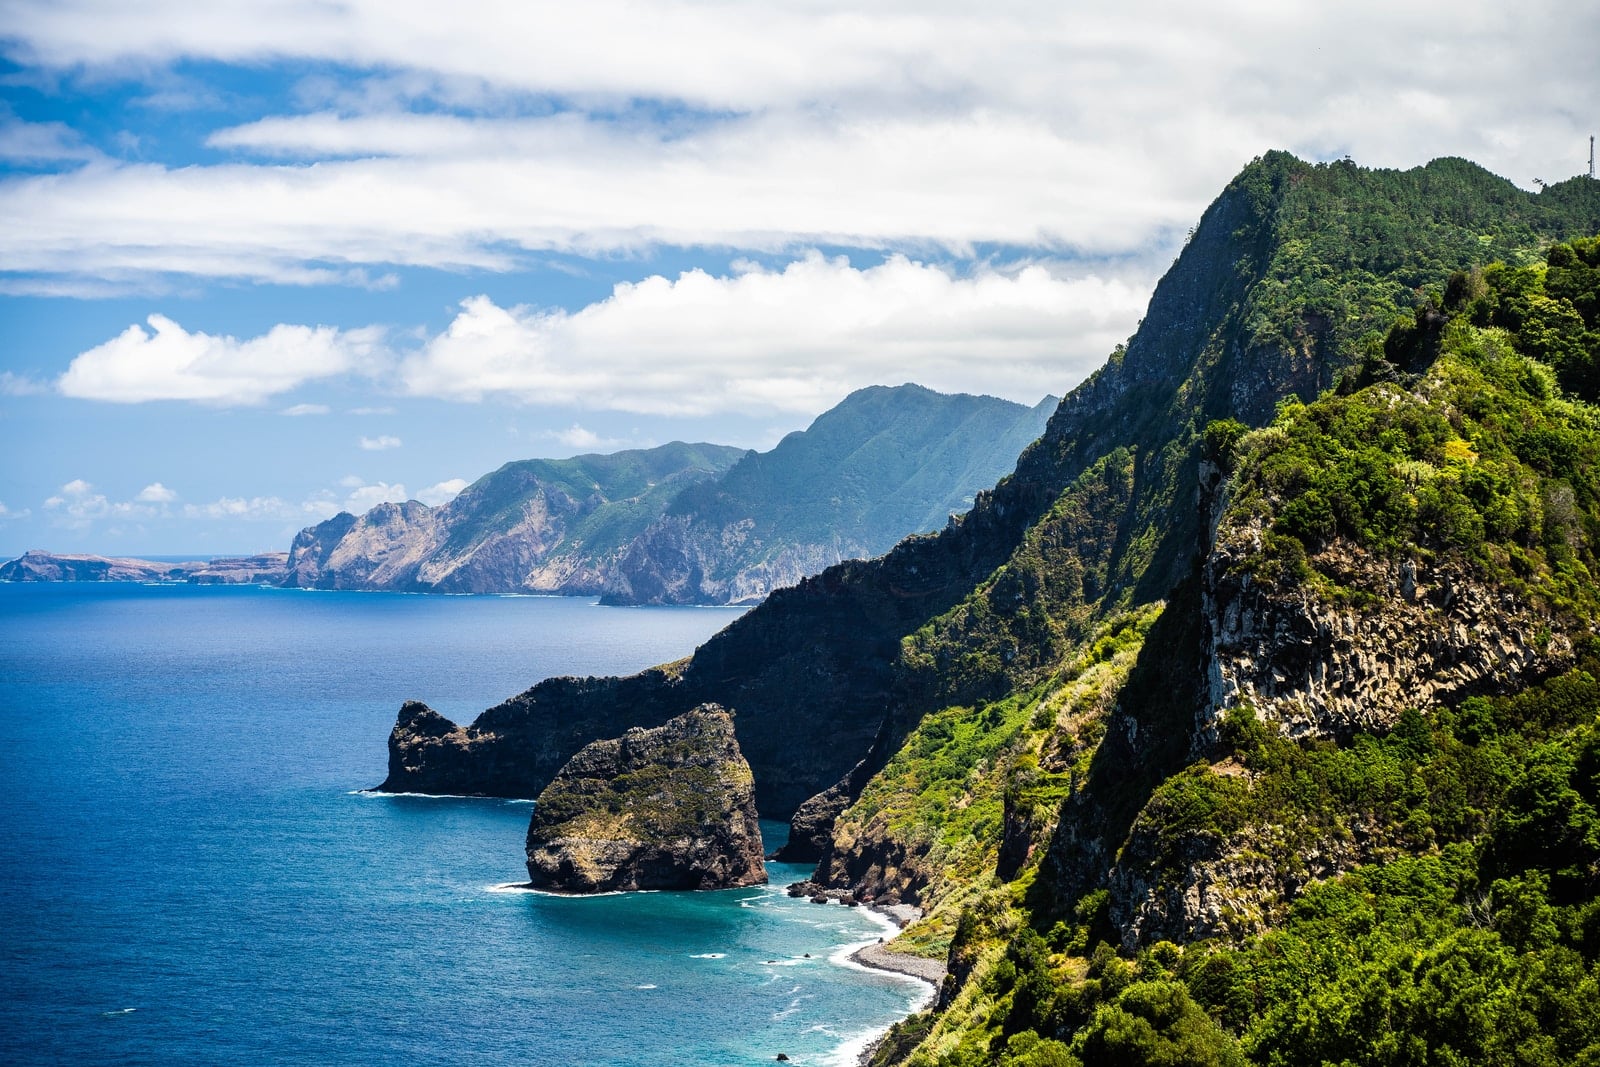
[602,385,1056,604]
[864,235,1600,1067]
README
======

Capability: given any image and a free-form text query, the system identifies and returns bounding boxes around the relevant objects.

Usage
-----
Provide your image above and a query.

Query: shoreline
[832,903,946,1067]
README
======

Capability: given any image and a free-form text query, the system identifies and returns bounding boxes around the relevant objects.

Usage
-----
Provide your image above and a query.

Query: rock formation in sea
[523,704,767,893]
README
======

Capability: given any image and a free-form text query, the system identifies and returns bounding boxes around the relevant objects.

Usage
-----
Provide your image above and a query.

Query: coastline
[827,903,946,1067]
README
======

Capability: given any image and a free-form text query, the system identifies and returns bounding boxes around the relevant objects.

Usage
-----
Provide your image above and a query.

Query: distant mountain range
[3,384,1055,605]
[288,383,1054,602]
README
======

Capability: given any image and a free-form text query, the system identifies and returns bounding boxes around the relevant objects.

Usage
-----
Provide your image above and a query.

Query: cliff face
[1202,523,1573,744]
[523,705,766,893]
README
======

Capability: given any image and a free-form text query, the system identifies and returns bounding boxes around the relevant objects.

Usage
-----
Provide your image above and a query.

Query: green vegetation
[1222,235,1600,620]
[836,607,1160,960]
[875,645,1600,1066]
[865,227,1600,1066]
[615,385,1056,601]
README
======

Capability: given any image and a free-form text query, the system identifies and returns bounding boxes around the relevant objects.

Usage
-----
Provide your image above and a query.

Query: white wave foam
[350,789,533,803]
[100,1008,137,1017]
[688,952,726,959]
[635,984,658,990]
[484,883,631,897]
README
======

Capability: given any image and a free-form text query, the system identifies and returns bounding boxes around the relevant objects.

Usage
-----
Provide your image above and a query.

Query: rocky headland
[522,704,767,893]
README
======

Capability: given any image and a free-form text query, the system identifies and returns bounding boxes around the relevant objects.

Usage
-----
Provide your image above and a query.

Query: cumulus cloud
[281,402,330,416]
[43,478,163,528]
[340,480,408,512]
[180,494,348,523]
[358,434,402,450]
[56,315,386,404]
[136,482,178,503]
[402,253,1145,413]
[416,478,468,506]
[546,425,622,451]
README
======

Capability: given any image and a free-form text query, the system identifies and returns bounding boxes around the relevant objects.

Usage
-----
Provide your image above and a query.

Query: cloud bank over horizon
[54,254,1144,414]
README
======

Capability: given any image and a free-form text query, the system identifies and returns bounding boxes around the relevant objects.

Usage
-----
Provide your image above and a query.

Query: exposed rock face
[0,549,288,584]
[1106,818,1366,948]
[523,705,766,893]
[1202,518,1575,745]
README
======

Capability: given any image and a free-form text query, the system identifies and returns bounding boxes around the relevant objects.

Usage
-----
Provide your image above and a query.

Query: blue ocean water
[0,584,928,1066]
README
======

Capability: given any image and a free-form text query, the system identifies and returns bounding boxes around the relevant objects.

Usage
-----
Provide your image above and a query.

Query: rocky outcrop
[0,549,288,584]
[379,671,685,799]
[1106,817,1367,948]
[523,705,766,893]
[1202,518,1575,745]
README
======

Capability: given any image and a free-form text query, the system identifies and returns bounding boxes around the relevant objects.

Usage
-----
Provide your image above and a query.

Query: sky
[1,2,1596,557]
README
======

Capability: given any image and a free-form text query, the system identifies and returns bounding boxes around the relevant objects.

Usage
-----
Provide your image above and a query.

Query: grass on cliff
[873,643,1600,1067]
[838,607,1159,962]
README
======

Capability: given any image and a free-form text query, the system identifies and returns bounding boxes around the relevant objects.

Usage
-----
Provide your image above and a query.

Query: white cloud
[136,482,178,503]
[0,115,101,163]
[281,402,330,416]
[341,480,408,512]
[0,371,49,396]
[358,434,401,450]
[56,315,386,405]
[416,478,468,506]
[402,253,1146,413]
[546,425,612,451]
[0,3,1591,287]
[0,501,30,521]
[183,495,334,522]
[43,478,162,528]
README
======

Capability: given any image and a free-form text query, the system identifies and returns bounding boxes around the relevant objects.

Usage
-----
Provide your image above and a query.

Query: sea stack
[524,704,767,892]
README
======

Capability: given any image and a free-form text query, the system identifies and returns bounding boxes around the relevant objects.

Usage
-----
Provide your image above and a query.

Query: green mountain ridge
[285,385,1053,601]
[377,152,1600,1063]
[604,384,1059,604]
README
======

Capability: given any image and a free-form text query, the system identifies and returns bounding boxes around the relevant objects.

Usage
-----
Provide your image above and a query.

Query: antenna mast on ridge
[1591,135,1596,179]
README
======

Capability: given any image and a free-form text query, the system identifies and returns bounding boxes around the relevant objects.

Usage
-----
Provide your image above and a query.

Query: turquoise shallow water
[0,584,928,1066]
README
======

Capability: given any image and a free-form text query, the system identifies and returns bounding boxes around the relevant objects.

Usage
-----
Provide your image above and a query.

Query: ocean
[0,583,929,1066]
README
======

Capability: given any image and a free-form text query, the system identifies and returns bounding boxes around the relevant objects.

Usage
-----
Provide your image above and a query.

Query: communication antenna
[1591,135,1596,179]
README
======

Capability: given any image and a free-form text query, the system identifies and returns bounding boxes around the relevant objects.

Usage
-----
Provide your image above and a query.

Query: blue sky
[1,1,1596,557]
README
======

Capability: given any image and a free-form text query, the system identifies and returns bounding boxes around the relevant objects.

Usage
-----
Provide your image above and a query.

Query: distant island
[0,550,289,585]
